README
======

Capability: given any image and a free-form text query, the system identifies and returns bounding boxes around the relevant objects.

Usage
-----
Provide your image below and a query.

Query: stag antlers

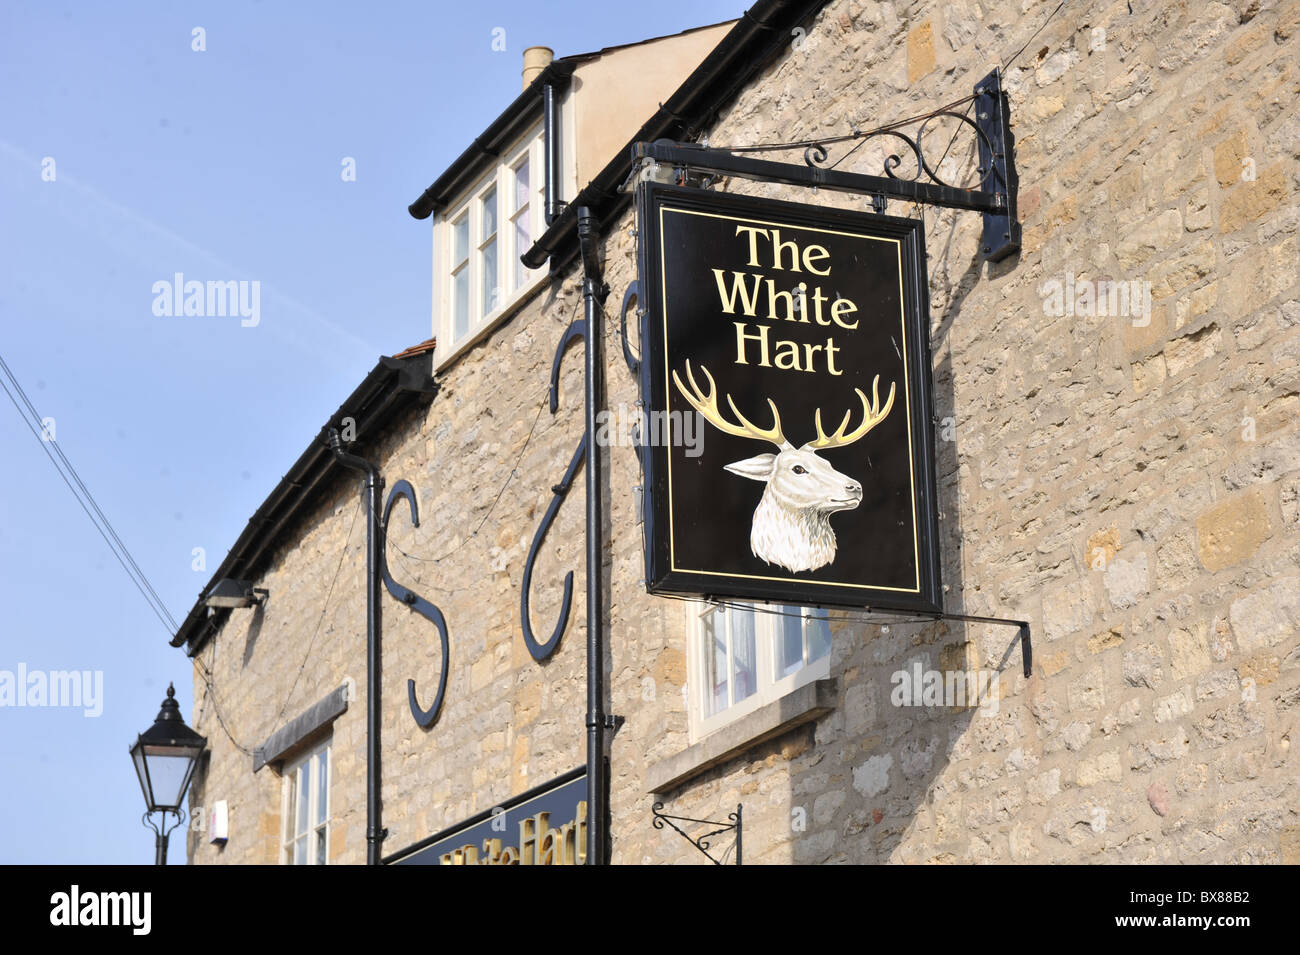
[672,360,895,451]
[805,376,896,450]
[673,361,788,448]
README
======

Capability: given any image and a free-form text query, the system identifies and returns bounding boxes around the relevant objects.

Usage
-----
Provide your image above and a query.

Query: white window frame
[280,737,331,865]
[685,601,833,744]
[433,124,547,371]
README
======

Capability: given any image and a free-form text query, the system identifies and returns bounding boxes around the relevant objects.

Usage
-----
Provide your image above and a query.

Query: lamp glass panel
[141,747,193,808]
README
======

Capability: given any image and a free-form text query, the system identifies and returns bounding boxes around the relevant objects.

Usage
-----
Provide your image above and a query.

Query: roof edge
[171,350,439,656]
[407,61,577,220]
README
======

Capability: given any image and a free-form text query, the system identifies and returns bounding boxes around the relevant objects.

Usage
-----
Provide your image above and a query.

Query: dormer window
[435,127,546,366]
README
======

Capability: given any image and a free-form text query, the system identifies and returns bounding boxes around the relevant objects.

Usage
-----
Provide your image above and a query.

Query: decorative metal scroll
[651,802,742,866]
[520,319,587,662]
[619,281,641,375]
[382,479,450,728]
[794,108,997,192]
[630,69,1021,261]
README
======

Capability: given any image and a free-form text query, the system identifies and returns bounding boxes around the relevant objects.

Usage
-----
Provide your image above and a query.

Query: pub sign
[388,768,587,865]
[636,183,942,613]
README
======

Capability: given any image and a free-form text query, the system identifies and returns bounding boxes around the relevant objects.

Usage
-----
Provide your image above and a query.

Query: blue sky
[0,0,742,863]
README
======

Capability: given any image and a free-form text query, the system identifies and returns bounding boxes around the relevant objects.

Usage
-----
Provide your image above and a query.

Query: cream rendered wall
[569,22,735,187]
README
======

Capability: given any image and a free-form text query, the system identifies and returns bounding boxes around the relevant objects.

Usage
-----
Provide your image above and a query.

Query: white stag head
[673,361,896,574]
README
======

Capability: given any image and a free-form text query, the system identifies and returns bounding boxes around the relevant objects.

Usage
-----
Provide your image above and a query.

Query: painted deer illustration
[672,361,896,574]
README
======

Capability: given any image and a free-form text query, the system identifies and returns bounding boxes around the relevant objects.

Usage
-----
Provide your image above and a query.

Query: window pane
[316,828,327,865]
[454,267,469,339]
[514,214,530,289]
[315,750,328,826]
[482,187,497,238]
[294,836,306,866]
[514,159,529,212]
[778,606,804,677]
[807,607,831,663]
[297,762,310,836]
[703,609,727,718]
[284,771,297,843]
[481,238,498,315]
[731,607,757,704]
[453,215,469,264]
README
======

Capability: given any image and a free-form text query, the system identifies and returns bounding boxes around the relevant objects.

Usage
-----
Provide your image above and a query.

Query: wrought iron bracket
[618,280,641,375]
[142,807,186,841]
[973,69,1020,261]
[628,68,1020,261]
[850,605,1032,678]
[934,611,1031,679]
[382,479,450,728]
[652,802,742,865]
[521,318,588,662]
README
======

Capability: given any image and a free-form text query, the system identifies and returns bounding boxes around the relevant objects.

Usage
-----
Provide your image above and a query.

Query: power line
[0,359,178,635]
[389,384,549,567]
[0,351,268,758]
[0,352,179,631]
[1003,0,1068,73]
[270,497,362,728]
[193,655,257,757]
[718,93,979,155]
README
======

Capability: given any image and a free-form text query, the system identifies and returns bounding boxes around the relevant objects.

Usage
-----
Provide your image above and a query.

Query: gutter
[520,0,831,273]
[171,349,439,656]
[407,61,578,220]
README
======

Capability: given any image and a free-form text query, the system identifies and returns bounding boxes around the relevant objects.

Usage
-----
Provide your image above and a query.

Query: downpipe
[328,428,387,865]
[577,206,610,865]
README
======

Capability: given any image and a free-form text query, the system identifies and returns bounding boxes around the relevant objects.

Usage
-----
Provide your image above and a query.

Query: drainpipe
[544,82,564,226]
[328,429,386,865]
[577,207,608,864]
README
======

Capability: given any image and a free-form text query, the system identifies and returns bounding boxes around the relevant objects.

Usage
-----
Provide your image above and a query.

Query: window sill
[645,678,837,795]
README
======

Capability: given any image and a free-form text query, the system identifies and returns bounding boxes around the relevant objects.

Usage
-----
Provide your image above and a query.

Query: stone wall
[189,0,1300,865]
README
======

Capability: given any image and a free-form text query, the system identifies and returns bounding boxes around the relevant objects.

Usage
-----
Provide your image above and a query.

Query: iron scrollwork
[637,69,1021,260]
[651,802,742,865]
[799,110,997,192]
[520,318,587,662]
[382,479,450,728]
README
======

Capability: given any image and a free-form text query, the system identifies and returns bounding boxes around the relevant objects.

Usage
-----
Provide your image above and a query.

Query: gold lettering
[765,279,801,322]
[734,322,771,367]
[733,225,768,266]
[810,285,830,325]
[519,811,550,865]
[773,338,803,371]
[539,826,561,865]
[825,337,842,375]
[831,297,859,329]
[435,802,591,865]
[803,244,831,275]
[557,820,577,865]
[769,229,800,271]
[713,270,763,316]
[575,801,588,866]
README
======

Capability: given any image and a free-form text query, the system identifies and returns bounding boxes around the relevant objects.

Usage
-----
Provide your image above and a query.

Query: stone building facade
[179,0,1300,864]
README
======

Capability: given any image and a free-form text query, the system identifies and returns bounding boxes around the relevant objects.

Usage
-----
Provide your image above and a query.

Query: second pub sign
[636,182,943,614]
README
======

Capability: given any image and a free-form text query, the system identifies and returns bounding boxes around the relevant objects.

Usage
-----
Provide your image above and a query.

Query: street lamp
[130,682,207,865]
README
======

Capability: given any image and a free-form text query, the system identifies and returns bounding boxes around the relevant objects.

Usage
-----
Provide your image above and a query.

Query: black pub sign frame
[636,182,943,614]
